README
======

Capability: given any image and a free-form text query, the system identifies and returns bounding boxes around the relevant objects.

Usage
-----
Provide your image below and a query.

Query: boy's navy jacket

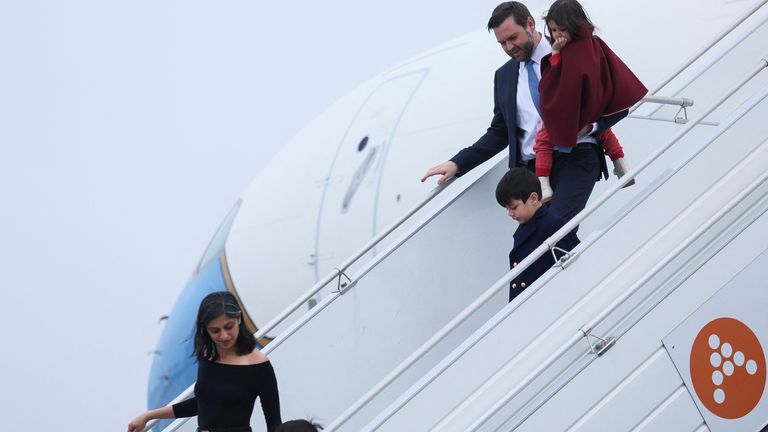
[509,205,579,302]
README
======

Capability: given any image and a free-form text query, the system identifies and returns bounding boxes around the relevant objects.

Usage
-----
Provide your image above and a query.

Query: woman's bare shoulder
[248,348,269,365]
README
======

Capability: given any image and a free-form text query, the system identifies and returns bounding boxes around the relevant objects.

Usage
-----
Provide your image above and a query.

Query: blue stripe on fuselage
[147,256,227,412]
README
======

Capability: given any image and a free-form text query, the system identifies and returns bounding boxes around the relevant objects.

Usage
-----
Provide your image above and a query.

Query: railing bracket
[549,243,576,269]
[639,94,694,123]
[674,104,690,124]
[580,327,616,356]
[331,268,353,294]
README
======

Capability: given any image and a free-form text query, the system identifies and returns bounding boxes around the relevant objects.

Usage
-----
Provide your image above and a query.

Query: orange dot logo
[689,317,766,419]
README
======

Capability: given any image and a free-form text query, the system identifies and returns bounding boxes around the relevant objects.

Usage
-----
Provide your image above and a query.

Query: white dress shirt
[516,37,551,162]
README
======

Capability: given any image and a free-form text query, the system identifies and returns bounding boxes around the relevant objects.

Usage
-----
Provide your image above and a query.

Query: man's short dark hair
[495,167,541,207]
[488,1,533,31]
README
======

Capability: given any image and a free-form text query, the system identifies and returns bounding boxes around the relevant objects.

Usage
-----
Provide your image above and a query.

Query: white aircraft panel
[663,250,768,432]
[633,386,707,432]
[565,349,688,432]
[368,107,768,431]
[256,159,514,432]
[517,196,768,432]
[314,70,428,276]
[225,79,376,334]
[154,1,768,431]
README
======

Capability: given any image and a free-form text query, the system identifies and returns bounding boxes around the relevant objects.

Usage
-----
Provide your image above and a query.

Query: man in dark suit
[421,1,546,185]
[495,168,578,301]
[421,1,621,227]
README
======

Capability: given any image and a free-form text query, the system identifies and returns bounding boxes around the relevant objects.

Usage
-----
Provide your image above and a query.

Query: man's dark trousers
[549,144,601,227]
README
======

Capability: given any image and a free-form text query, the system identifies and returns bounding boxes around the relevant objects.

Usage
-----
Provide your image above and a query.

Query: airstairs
[149,1,768,431]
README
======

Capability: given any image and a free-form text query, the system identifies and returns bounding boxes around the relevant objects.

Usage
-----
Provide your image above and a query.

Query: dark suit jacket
[450,59,523,174]
[508,205,579,302]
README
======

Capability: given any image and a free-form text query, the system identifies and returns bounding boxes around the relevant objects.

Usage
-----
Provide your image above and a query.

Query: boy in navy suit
[496,168,579,301]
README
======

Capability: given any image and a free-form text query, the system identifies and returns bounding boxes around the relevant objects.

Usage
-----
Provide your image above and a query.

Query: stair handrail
[146,6,768,429]
[324,56,768,431]
[148,11,768,425]
[470,156,768,432]
[141,182,451,432]
[149,137,506,432]
[254,179,452,342]
[632,0,768,115]
[459,89,768,432]
[644,3,768,117]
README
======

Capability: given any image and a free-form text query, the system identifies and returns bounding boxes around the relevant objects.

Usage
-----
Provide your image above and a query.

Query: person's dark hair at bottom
[275,419,323,432]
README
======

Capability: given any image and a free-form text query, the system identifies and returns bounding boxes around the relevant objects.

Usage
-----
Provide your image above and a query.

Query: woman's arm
[259,362,283,432]
[127,397,198,432]
[127,405,174,432]
[170,397,198,418]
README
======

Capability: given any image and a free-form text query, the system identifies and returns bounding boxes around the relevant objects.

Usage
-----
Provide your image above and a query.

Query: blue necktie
[526,60,542,118]
[528,60,570,152]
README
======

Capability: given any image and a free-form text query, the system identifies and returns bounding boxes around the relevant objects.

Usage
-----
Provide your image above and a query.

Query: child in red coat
[536,0,645,201]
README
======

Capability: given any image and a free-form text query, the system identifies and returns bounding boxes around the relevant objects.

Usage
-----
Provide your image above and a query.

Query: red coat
[539,29,647,148]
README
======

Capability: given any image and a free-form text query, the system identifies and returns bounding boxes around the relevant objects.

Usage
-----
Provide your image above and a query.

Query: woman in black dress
[128,291,282,432]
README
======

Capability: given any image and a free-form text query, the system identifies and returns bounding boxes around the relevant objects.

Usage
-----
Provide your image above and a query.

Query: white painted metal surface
[370,130,768,432]
[224,29,504,337]
[356,39,768,432]
[663,253,768,432]
[356,13,759,430]
[351,13,768,432]
[151,1,768,431]
[516,203,768,432]
[223,0,761,341]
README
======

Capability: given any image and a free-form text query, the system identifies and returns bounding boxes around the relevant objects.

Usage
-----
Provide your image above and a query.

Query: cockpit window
[196,199,242,272]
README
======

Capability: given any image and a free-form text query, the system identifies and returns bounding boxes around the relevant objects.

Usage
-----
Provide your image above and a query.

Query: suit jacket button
[512,262,518,267]
[521,282,527,288]
[512,283,517,289]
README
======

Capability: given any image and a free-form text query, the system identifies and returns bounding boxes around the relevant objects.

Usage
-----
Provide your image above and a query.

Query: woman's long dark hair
[193,291,256,361]
[544,0,595,40]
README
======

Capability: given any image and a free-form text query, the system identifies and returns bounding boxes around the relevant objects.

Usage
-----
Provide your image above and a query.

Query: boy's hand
[552,36,568,54]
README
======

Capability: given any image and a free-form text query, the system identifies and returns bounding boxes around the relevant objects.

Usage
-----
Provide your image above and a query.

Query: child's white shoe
[539,176,553,203]
[612,157,635,187]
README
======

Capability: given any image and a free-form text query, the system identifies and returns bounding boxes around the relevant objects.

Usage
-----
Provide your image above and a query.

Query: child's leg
[534,127,554,202]
[600,128,635,186]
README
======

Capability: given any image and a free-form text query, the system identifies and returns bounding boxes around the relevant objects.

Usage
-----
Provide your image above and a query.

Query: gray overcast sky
[0,1,544,430]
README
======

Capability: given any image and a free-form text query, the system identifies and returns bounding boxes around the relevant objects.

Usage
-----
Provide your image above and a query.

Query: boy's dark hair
[487,1,533,31]
[544,0,594,40]
[193,291,256,361]
[275,419,323,432]
[495,167,541,207]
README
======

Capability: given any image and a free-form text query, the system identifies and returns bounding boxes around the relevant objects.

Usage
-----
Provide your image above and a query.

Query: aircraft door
[314,70,427,281]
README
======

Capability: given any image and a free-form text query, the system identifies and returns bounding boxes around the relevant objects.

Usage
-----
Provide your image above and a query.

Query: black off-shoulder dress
[172,360,282,432]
